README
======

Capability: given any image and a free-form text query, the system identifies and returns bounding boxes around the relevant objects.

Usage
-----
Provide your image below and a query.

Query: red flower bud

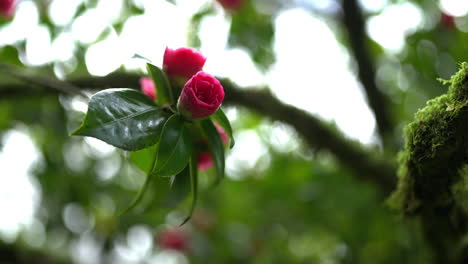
[197,152,214,171]
[440,12,455,29]
[163,47,206,82]
[139,77,156,101]
[197,123,228,171]
[217,0,243,11]
[157,228,189,252]
[0,0,15,19]
[177,72,224,120]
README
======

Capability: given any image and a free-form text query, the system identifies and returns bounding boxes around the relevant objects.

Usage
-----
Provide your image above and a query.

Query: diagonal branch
[340,0,394,145]
[0,72,397,196]
[220,79,396,195]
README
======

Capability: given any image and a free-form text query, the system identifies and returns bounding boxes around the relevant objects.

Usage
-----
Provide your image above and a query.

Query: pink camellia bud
[139,77,156,101]
[216,0,243,11]
[197,123,229,171]
[157,228,189,252]
[163,47,207,82]
[0,0,15,19]
[177,72,224,120]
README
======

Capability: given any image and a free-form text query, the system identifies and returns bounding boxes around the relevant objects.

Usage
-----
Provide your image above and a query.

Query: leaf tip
[133,54,152,63]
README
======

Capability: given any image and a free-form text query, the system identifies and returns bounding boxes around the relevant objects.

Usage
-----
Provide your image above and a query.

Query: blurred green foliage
[0,0,467,263]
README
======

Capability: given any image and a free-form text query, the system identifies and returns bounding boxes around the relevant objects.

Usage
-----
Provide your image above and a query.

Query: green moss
[449,62,468,103]
[389,63,468,214]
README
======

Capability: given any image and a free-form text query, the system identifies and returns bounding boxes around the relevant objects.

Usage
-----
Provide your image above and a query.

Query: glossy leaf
[153,114,192,177]
[147,63,174,106]
[200,119,225,184]
[211,108,235,148]
[130,144,158,173]
[181,154,198,225]
[71,88,169,151]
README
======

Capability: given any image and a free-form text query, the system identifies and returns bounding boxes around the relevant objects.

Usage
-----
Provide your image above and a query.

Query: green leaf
[130,144,158,173]
[200,119,225,184]
[181,154,198,225]
[71,88,169,151]
[147,63,174,106]
[0,46,21,66]
[211,108,235,148]
[153,114,192,177]
[133,54,152,62]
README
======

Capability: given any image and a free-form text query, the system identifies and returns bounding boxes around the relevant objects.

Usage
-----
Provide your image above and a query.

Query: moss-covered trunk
[390,63,468,263]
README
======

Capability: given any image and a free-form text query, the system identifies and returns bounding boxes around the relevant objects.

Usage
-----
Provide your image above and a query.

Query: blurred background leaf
[0,0,466,263]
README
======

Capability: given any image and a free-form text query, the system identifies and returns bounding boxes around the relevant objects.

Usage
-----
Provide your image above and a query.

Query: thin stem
[340,0,394,147]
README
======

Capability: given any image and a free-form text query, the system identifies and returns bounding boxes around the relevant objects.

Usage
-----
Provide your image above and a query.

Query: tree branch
[340,0,394,146]
[220,79,396,195]
[0,72,397,196]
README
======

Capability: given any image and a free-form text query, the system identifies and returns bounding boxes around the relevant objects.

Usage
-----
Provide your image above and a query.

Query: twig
[340,0,394,146]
